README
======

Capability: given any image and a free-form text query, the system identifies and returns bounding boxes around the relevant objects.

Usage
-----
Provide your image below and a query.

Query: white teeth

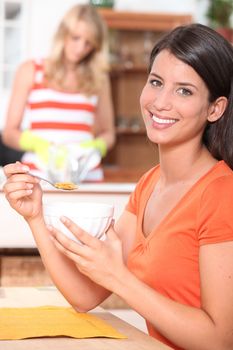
[152,115,177,124]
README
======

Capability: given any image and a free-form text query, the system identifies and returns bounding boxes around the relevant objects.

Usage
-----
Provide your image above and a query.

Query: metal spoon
[28,172,78,191]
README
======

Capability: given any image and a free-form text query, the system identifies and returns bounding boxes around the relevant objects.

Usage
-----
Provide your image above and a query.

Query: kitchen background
[0,0,215,175]
[0,0,210,130]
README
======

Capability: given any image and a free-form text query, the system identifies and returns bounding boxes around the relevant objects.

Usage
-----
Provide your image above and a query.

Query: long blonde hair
[45,4,108,95]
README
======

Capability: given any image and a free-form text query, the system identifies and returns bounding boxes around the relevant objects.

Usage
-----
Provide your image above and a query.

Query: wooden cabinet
[0,251,128,309]
[0,256,52,286]
[99,9,192,174]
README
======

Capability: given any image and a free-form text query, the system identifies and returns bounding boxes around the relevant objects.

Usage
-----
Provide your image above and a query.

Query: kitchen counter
[42,181,135,194]
[0,165,146,248]
[0,179,136,249]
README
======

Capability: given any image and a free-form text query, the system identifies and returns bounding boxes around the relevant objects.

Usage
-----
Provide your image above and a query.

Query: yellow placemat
[0,306,126,340]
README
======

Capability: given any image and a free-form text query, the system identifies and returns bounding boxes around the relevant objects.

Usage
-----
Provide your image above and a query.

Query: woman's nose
[76,39,87,53]
[152,89,173,111]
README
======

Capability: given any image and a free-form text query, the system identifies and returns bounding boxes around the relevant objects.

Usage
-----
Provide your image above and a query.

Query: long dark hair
[149,23,233,169]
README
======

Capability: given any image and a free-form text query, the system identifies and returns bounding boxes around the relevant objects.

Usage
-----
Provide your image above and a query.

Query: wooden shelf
[116,127,146,135]
[103,165,149,183]
[98,8,192,31]
[111,64,147,74]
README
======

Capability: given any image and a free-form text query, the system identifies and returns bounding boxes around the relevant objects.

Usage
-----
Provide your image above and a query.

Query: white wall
[28,0,209,58]
[27,0,86,58]
[115,0,209,23]
[116,0,195,14]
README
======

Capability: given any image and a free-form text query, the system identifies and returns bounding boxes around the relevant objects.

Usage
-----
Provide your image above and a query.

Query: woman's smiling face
[140,49,213,148]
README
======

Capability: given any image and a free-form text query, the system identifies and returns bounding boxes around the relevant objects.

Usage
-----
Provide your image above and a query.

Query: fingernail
[60,216,68,223]
[46,225,53,231]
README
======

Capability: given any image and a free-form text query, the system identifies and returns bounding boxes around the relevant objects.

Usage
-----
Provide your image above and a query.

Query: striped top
[22,59,103,182]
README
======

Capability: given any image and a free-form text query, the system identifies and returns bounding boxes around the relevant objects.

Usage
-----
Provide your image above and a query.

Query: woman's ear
[207,96,228,122]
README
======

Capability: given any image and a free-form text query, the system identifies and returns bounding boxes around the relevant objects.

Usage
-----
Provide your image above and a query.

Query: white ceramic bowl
[43,201,114,242]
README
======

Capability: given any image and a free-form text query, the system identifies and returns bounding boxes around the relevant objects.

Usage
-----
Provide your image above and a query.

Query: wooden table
[0,287,171,350]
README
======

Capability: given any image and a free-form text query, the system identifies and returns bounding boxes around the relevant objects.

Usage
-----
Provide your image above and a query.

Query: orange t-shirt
[126,161,233,350]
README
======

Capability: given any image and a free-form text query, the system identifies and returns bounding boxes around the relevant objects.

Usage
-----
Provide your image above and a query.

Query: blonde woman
[2,4,115,182]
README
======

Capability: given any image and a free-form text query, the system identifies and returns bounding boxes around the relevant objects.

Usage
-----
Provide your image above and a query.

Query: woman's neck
[158,143,217,186]
[63,57,79,72]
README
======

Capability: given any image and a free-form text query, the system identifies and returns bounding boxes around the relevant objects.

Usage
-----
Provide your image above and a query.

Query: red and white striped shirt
[22,59,103,182]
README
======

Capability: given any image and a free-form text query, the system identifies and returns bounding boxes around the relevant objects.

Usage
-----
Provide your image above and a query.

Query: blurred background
[0,0,208,125]
[0,0,232,176]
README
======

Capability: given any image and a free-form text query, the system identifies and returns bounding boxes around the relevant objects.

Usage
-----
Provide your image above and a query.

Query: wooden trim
[0,248,39,256]
[98,8,193,31]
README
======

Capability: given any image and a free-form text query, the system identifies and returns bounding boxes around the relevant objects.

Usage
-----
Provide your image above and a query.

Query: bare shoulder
[98,72,111,99]
[102,72,111,85]
[14,60,35,87]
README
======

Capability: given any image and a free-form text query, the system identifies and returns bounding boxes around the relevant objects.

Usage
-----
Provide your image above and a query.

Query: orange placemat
[0,306,126,340]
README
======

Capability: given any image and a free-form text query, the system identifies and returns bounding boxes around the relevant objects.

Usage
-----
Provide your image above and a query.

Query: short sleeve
[125,175,145,215]
[197,175,233,246]
[125,166,159,215]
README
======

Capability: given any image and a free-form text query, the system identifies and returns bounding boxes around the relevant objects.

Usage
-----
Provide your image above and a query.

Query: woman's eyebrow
[150,72,198,90]
[176,82,198,90]
[149,72,162,79]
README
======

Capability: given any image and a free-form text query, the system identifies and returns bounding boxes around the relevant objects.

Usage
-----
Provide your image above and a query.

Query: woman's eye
[149,79,162,87]
[71,35,80,41]
[177,87,192,96]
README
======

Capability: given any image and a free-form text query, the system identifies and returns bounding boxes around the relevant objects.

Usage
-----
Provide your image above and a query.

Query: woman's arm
[29,217,112,312]
[93,74,115,150]
[30,208,136,312]
[3,162,112,311]
[2,61,35,150]
[113,241,233,350]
